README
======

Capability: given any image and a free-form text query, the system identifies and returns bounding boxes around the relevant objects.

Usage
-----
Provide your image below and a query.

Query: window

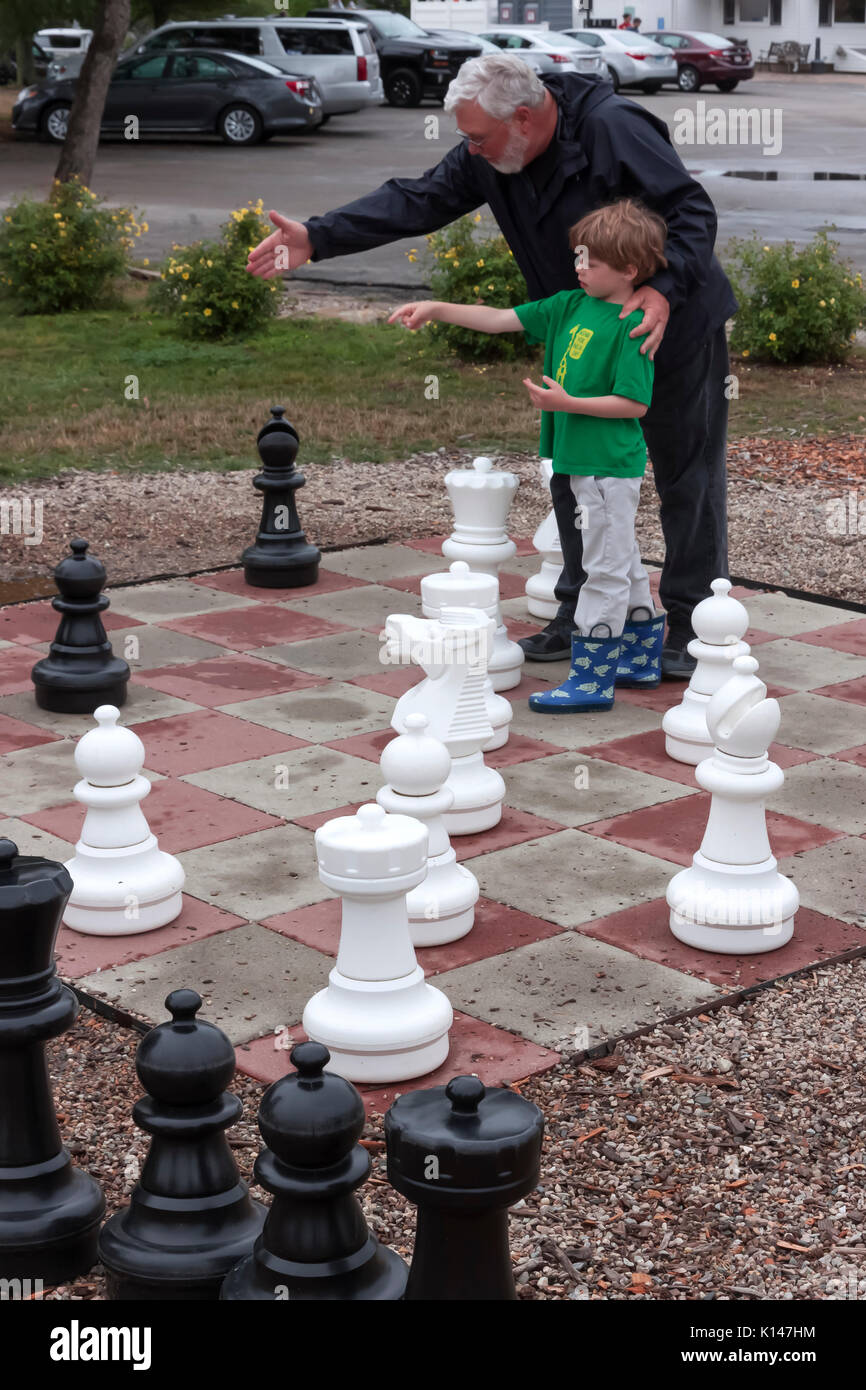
[819,0,833,21]
[145,29,195,50]
[195,27,261,55]
[723,0,736,22]
[43,34,83,49]
[738,0,770,21]
[834,0,866,18]
[115,55,169,80]
[170,54,235,80]
[770,0,782,23]
[573,31,603,46]
[277,27,353,55]
[358,29,376,54]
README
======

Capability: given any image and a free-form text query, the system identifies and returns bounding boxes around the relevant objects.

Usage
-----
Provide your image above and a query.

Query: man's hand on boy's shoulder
[619,286,670,360]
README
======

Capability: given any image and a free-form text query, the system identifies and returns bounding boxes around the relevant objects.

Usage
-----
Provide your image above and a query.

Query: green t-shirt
[513,288,654,477]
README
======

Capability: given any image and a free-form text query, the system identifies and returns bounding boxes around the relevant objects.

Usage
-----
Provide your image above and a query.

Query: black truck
[305,7,483,106]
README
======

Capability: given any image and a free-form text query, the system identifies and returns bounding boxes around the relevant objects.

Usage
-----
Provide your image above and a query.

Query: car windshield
[363,13,428,39]
[688,31,734,46]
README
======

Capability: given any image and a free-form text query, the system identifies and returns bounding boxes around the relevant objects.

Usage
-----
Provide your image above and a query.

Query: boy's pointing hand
[387,301,439,330]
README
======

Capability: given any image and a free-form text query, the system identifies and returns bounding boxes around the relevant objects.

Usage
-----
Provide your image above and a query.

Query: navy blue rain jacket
[303,72,737,372]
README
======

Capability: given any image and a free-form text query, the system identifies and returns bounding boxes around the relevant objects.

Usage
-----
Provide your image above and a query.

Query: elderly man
[247,55,736,677]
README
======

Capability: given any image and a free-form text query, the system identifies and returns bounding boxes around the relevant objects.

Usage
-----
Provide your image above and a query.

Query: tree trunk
[15,36,35,86]
[53,0,131,189]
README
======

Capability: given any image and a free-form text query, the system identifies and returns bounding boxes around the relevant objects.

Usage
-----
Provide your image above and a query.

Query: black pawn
[98,989,266,1300]
[241,406,320,588]
[221,1041,407,1300]
[385,1074,544,1300]
[31,538,129,713]
[0,839,105,1283]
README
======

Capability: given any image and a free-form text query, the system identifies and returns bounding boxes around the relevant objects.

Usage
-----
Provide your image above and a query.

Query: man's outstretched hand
[619,285,670,360]
[246,211,313,280]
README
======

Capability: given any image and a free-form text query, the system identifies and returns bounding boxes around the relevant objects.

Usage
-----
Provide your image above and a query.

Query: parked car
[35,26,93,80]
[305,8,483,106]
[12,48,323,145]
[135,16,382,120]
[642,30,754,91]
[472,27,579,77]
[0,41,51,85]
[561,28,679,92]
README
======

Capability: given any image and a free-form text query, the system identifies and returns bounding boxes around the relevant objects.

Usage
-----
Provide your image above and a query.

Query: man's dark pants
[550,324,730,643]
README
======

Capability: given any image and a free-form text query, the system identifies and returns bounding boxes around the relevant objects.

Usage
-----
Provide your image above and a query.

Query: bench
[758,40,810,72]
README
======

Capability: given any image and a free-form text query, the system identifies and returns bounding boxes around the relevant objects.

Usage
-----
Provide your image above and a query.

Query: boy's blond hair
[568,199,668,285]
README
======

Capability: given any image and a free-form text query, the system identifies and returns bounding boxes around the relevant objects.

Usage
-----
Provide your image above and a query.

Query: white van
[36,26,93,81]
[135,16,382,120]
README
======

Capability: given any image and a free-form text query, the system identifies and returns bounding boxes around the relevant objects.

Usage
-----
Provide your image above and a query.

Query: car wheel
[318,114,330,125]
[606,65,620,92]
[716,79,739,92]
[385,68,422,107]
[218,104,263,146]
[678,65,701,92]
[42,102,71,143]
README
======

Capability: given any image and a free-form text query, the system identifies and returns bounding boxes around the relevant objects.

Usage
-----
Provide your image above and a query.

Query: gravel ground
[40,958,866,1301]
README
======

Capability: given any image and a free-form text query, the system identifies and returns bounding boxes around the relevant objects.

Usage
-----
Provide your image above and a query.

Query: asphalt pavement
[2,72,864,284]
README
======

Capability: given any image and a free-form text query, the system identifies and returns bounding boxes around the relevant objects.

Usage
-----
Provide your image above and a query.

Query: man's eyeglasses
[456,119,507,151]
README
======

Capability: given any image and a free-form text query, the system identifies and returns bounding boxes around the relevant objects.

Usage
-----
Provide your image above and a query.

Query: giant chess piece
[241,406,320,588]
[442,456,523,690]
[0,839,105,1282]
[420,561,513,751]
[99,990,266,1299]
[222,1042,407,1300]
[63,706,185,935]
[303,804,453,1083]
[31,538,129,714]
[662,579,750,764]
[525,459,561,622]
[384,607,506,835]
[385,1074,544,1300]
[667,655,799,954]
[377,713,479,947]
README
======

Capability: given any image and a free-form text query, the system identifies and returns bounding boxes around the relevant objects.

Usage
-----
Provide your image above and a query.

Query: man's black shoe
[518,621,574,662]
[661,632,697,680]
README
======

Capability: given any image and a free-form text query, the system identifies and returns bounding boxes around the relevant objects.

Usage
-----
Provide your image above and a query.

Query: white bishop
[662,578,751,764]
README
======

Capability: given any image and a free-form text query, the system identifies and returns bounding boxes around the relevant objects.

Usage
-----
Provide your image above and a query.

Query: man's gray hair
[443,53,547,121]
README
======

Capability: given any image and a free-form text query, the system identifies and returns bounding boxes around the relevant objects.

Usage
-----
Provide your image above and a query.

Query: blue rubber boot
[616,606,666,688]
[528,626,622,713]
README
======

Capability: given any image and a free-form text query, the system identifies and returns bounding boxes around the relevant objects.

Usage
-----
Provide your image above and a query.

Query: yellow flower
[474,213,482,223]
[768,332,777,341]
[762,245,770,252]
[231,300,239,309]
[4,217,10,223]
[488,283,494,290]
[182,272,189,280]
[203,308,212,317]
[819,299,826,307]
[453,261,460,268]
[476,259,484,268]
[141,222,149,232]
[473,286,479,294]
[206,260,213,268]
[791,279,799,289]
[53,212,62,220]
[742,349,750,358]
[181,294,187,301]
[407,254,417,263]
[142,258,149,266]
[830,297,835,304]
[30,242,37,249]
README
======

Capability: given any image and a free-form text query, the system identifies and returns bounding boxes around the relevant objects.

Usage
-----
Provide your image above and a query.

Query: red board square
[24,777,285,853]
[160,605,352,652]
[55,895,246,977]
[0,643,45,694]
[811,674,866,707]
[0,711,62,753]
[349,669,422,698]
[0,601,142,646]
[452,806,567,860]
[835,744,866,769]
[579,897,866,990]
[235,1010,560,1107]
[189,567,368,600]
[484,732,567,767]
[128,709,309,776]
[132,655,326,707]
[795,619,866,657]
[581,727,818,786]
[324,728,397,763]
[581,794,845,866]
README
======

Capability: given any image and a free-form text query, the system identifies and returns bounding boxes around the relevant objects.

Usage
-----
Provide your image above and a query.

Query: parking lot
[2,71,865,281]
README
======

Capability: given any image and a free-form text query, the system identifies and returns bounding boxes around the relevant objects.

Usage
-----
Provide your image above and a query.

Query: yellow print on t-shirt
[555,324,594,385]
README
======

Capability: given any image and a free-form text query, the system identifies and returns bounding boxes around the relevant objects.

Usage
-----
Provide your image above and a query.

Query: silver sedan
[475,27,609,81]
[561,28,679,92]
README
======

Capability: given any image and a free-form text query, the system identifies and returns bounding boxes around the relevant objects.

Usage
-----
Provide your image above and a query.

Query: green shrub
[725,229,864,364]
[0,176,139,314]
[411,213,534,363]
[150,201,280,340]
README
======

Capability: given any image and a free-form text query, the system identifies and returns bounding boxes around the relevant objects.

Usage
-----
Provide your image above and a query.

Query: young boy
[388,197,668,712]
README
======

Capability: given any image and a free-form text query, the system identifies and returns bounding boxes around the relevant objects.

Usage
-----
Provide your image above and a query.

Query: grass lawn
[1,283,864,483]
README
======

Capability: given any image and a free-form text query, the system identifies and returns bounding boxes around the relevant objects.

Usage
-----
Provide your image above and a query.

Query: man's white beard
[486,126,533,175]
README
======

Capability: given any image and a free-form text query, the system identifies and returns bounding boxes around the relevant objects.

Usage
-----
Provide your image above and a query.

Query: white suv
[37,27,93,81]
[135,16,383,120]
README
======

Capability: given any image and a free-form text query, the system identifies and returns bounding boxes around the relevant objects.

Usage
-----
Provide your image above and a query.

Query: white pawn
[63,706,184,935]
[662,579,751,764]
[302,803,453,1083]
[377,713,479,947]
[667,655,798,955]
[442,455,523,690]
[420,561,513,751]
[525,459,561,622]
[384,606,506,835]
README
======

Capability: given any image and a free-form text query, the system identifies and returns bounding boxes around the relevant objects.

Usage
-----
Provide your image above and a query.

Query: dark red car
[644,29,754,92]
